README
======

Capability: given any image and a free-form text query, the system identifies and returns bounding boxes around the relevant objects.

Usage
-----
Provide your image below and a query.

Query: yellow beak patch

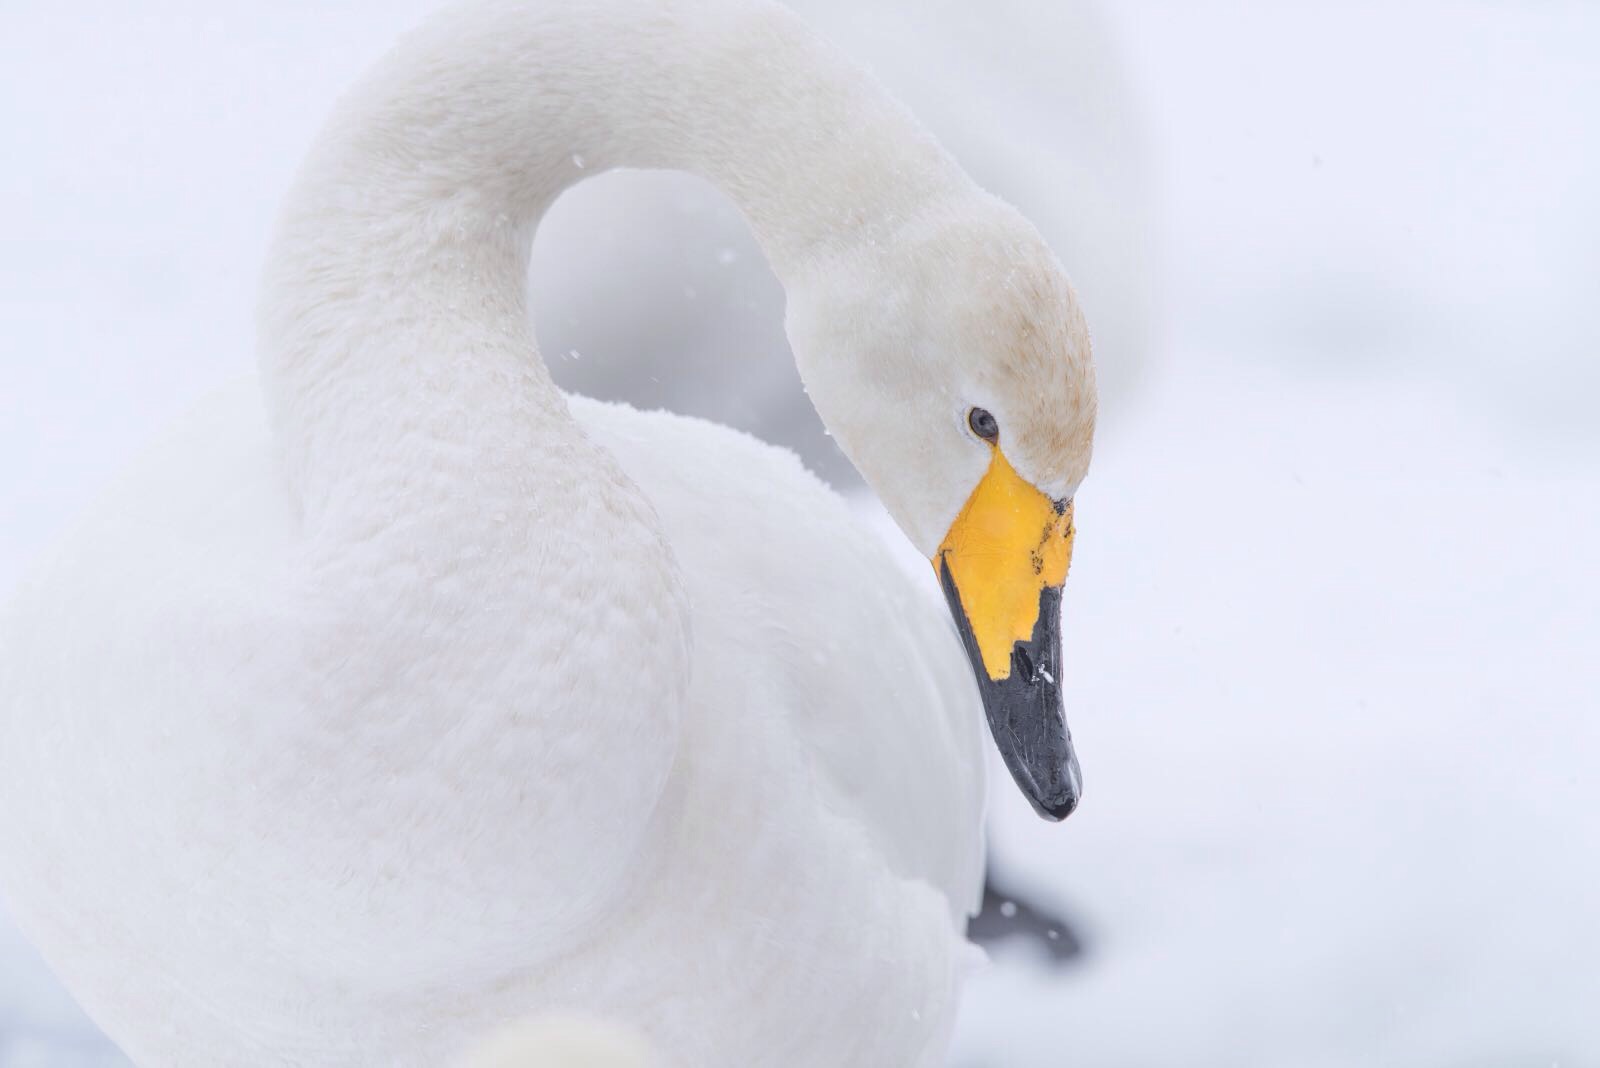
[933,449,1075,681]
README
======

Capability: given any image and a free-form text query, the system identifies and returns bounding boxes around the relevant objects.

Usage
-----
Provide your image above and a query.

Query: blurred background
[2,1,1597,1065]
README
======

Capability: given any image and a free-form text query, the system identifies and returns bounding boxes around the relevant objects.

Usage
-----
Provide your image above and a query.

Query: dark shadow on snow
[967,857,1085,964]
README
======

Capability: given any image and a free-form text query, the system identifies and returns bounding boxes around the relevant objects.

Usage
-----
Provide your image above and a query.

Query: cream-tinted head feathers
[786,193,1098,555]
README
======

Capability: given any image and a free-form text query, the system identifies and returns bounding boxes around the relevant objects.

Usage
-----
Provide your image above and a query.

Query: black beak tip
[1038,790,1080,822]
[1028,749,1083,822]
[937,561,1084,824]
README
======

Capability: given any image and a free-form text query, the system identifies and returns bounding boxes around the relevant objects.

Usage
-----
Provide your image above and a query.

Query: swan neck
[259,0,969,513]
[343,0,968,268]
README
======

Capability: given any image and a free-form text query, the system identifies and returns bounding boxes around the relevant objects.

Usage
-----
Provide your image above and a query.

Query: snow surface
[3,1,1598,1065]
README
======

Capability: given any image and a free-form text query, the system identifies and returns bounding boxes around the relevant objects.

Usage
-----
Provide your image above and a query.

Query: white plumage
[455,1014,659,1068]
[0,0,1097,1063]
[534,0,1151,485]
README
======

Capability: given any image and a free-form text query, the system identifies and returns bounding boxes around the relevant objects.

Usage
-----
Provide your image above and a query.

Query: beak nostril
[1012,644,1034,682]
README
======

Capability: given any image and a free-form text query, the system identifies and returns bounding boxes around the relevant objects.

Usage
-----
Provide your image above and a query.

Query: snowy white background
[3,2,1598,1065]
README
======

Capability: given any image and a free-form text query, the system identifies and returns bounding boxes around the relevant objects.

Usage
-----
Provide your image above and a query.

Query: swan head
[786,195,1096,821]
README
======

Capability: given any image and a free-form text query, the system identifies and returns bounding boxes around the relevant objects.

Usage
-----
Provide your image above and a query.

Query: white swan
[0,0,1097,1064]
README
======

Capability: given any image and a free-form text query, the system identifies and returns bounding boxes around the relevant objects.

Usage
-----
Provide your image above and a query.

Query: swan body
[1,378,980,1064]
[0,0,1097,1063]
[458,1013,658,1068]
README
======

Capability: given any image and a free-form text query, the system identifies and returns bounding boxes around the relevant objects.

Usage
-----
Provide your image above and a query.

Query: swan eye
[967,407,999,443]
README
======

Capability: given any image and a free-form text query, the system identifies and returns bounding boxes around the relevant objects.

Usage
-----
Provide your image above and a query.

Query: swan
[0,0,1097,1063]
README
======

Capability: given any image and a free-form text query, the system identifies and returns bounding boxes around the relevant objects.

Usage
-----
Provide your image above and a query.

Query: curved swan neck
[260,0,972,516]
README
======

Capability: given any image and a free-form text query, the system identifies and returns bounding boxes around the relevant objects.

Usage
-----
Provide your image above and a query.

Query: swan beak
[934,450,1081,821]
